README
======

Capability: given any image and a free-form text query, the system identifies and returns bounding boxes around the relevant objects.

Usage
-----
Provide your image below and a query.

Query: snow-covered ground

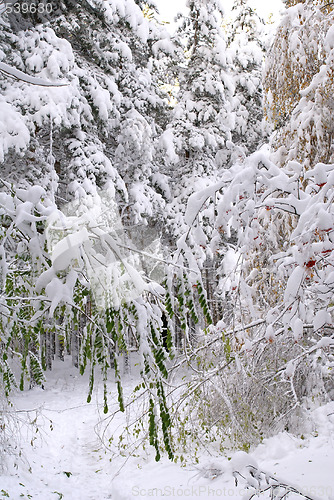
[1,359,334,500]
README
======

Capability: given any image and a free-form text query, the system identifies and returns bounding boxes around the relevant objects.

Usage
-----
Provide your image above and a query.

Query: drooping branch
[0,61,68,87]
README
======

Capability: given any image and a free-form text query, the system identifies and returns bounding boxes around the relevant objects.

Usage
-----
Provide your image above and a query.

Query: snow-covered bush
[172,149,333,450]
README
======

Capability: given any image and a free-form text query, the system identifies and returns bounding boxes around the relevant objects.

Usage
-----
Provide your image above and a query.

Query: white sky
[155,0,284,27]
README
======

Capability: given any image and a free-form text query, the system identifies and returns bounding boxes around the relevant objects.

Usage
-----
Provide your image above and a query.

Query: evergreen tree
[0,0,172,215]
[161,0,236,182]
[228,0,265,154]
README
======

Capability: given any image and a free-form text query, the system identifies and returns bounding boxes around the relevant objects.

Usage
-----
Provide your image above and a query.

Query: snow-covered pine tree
[0,0,174,208]
[227,0,265,154]
[161,0,236,184]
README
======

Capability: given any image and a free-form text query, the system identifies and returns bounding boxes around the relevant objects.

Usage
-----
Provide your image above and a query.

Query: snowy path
[1,362,117,499]
[1,360,334,500]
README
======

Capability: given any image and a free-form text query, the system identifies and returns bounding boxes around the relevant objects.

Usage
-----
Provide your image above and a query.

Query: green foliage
[165,289,174,319]
[1,360,17,397]
[157,380,174,460]
[29,352,45,387]
[196,282,212,325]
[116,381,124,413]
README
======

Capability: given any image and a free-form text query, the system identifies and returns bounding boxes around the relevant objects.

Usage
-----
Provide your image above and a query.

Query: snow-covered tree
[0,0,207,461]
[0,0,173,212]
[158,148,334,452]
[264,0,334,169]
[228,0,265,154]
[163,0,237,175]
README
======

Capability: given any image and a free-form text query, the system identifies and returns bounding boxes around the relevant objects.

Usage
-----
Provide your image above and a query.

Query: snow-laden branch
[174,152,334,434]
[184,152,334,332]
[232,460,318,500]
[0,61,68,87]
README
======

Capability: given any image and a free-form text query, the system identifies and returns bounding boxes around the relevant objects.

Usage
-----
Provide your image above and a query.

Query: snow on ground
[1,359,334,500]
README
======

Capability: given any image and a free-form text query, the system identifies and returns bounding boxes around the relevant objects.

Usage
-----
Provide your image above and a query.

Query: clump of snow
[313,310,332,331]
[0,101,30,162]
[324,24,334,51]
[160,128,179,164]
[292,317,304,342]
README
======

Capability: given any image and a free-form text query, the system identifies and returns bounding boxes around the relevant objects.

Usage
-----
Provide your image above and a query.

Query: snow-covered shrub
[165,151,334,454]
